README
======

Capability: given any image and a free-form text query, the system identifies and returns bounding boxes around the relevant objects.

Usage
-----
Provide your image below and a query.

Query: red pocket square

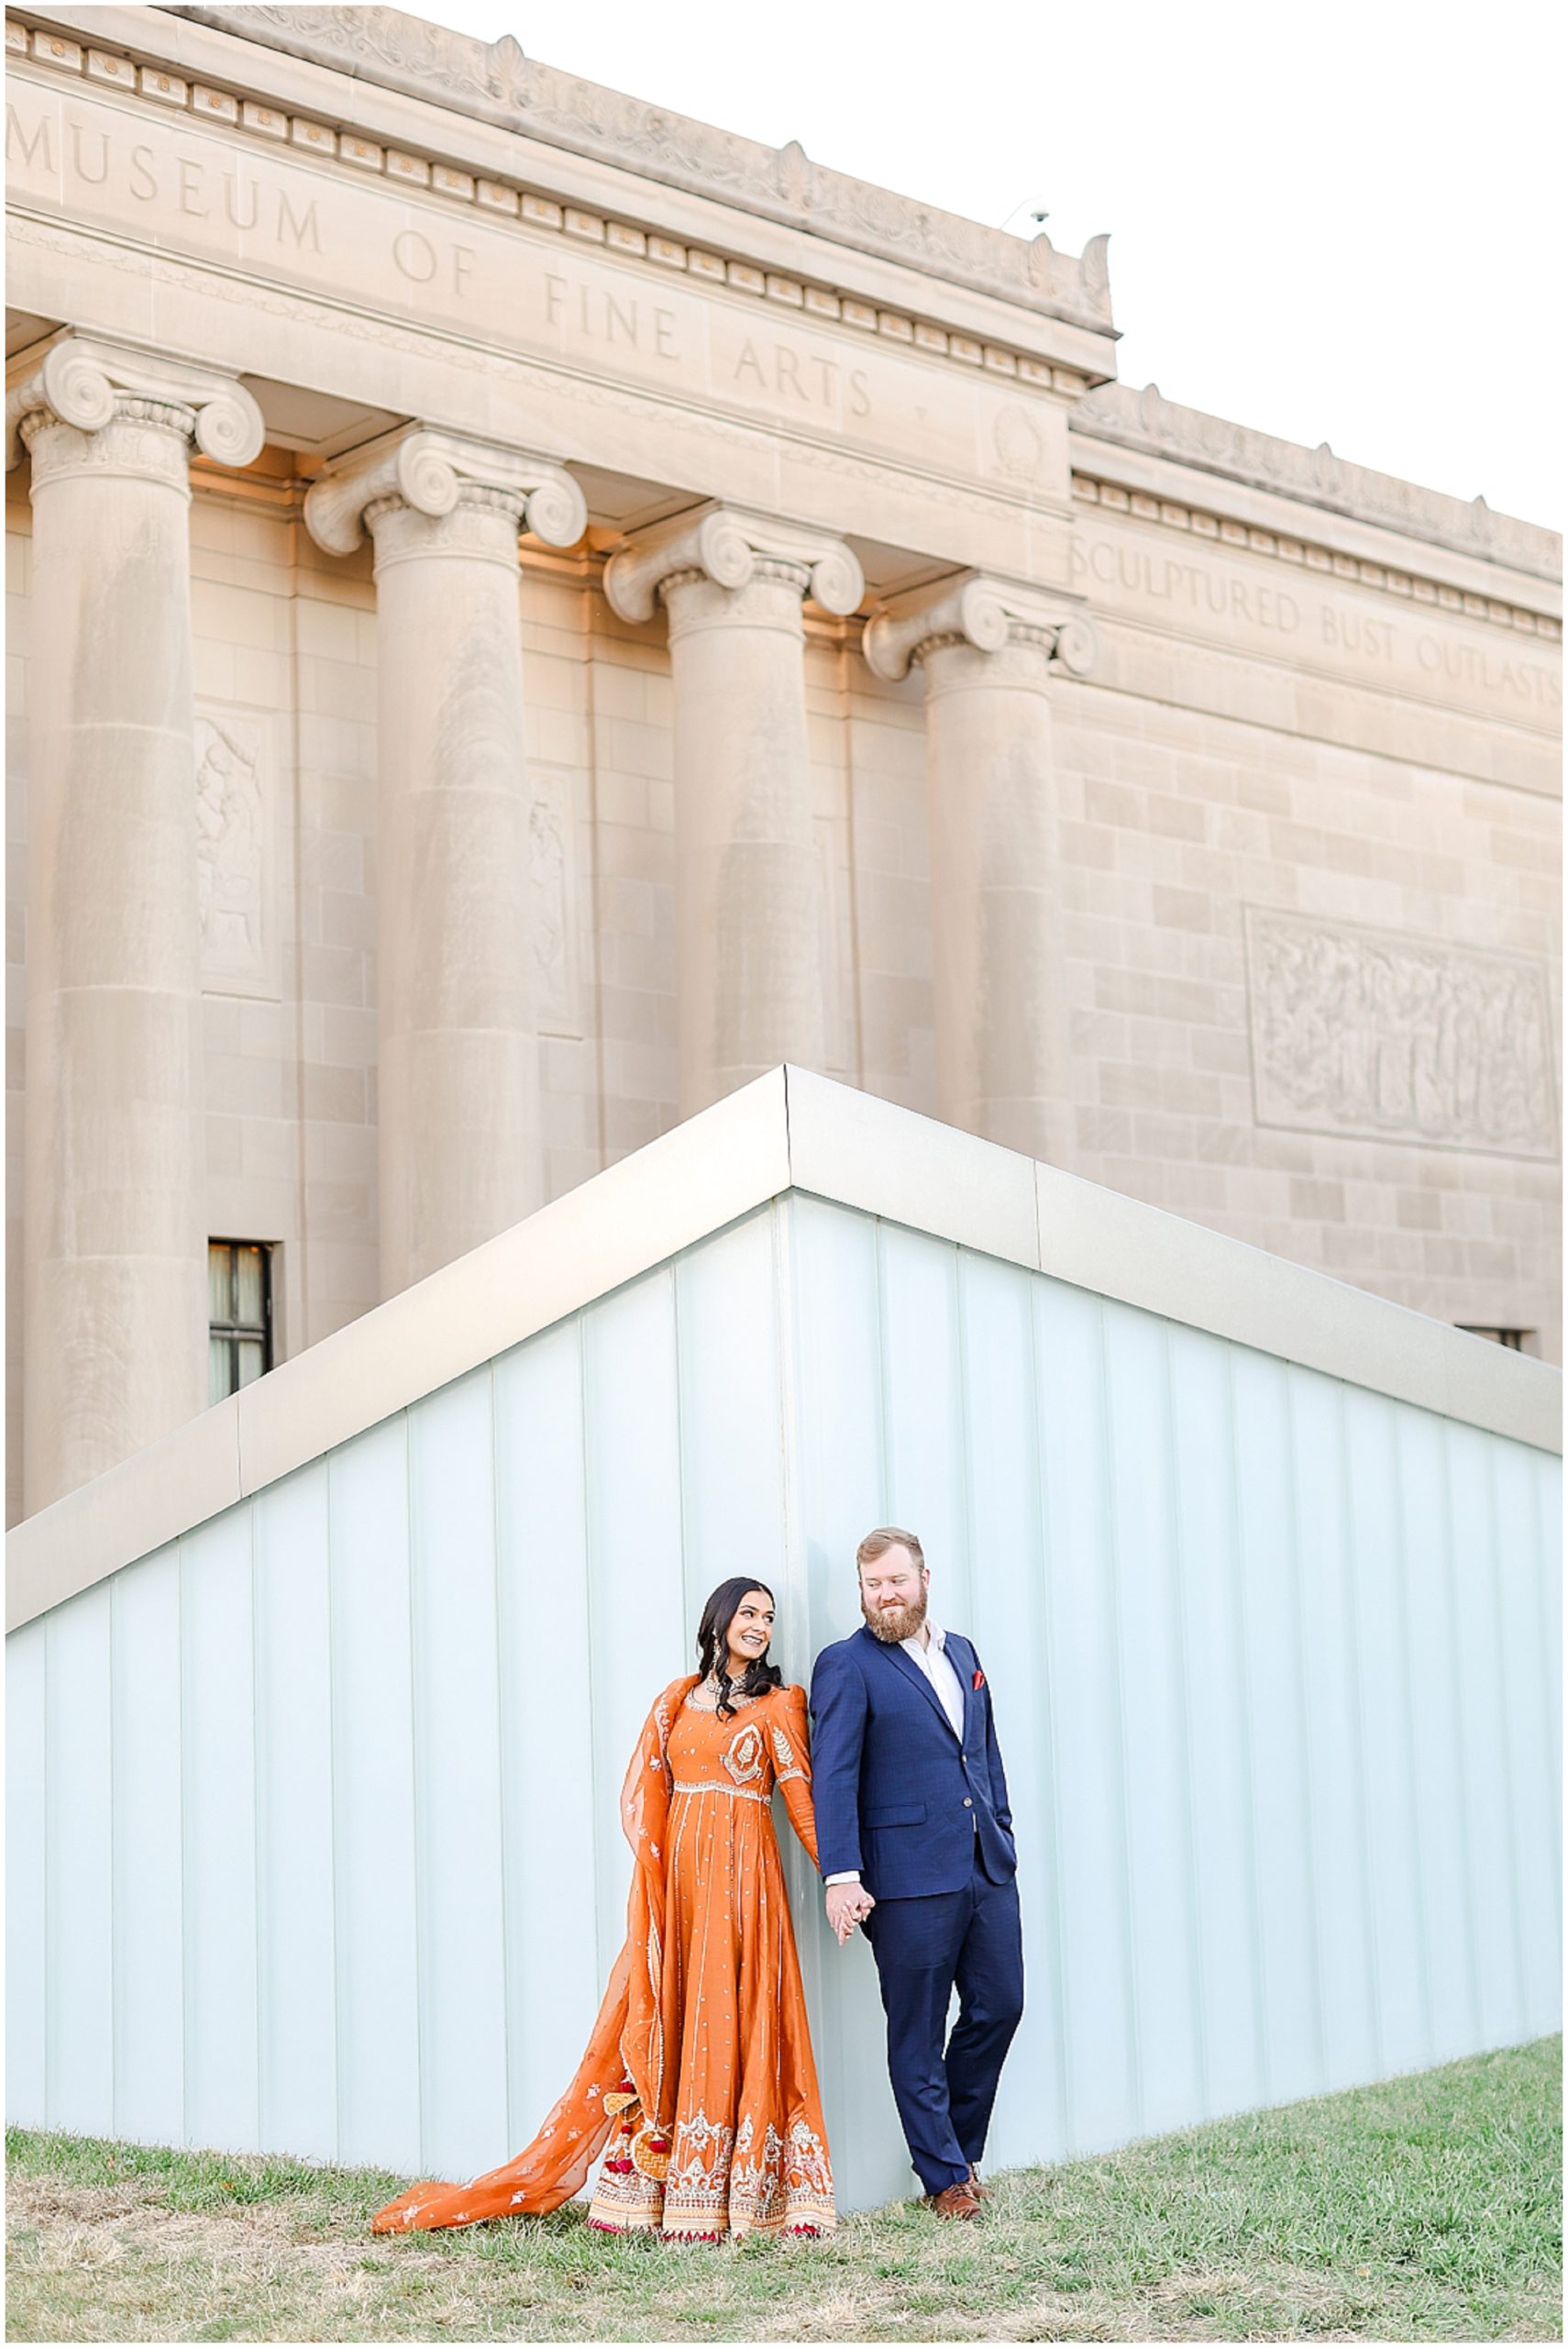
[972,1667,985,1689]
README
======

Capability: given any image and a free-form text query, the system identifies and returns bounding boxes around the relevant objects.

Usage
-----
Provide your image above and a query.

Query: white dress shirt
[900,1616,966,1739]
[826,1619,965,1888]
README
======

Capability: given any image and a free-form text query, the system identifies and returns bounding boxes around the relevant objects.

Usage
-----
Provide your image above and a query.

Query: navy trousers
[861,1852,1024,2195]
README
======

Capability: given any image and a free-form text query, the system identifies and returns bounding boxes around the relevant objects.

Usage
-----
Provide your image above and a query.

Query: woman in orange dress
[371,1578,835,2242]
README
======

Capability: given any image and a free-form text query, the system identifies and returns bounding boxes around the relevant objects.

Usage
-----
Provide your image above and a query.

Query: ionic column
[6,333,263,1512]
[304,427,586,1298]
[604,504,863,1116]
[864,574,1098,1162]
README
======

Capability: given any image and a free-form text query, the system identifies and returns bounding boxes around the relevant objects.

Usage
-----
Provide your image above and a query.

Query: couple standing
[372,1528,1023,2242]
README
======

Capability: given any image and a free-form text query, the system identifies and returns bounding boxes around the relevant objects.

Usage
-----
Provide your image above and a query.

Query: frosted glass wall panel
[111,1549,183,2146]
[1166,1328,1267,2123]
[6,1196,1560,2215]
[407,1370,509,2181]
[329,1416,418,2170]
[253,1471,336,2163]
[6,1623,47,2126]
[492,1322,598,2154]
[180,1515,259,2153]
[1287,1368,1379,2092]
[1034,1279,1140,2155]
[46,1585,114,2137]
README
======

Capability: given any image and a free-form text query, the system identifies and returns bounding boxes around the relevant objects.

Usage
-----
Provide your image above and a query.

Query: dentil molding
[168,5,1113,330]
[603,504,865,623]
[4,329,264,469]
[862,572,1099,681]
[303,424,588,555]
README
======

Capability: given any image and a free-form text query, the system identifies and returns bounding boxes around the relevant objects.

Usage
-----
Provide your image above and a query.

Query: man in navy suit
[810,1527,1023,2220]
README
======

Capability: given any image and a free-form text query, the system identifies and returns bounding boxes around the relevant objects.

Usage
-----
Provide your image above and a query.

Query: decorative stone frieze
[605,504,864,1115]
[862,570,1099,681]
[1245,908,1559,1161]
[602,503,864,625]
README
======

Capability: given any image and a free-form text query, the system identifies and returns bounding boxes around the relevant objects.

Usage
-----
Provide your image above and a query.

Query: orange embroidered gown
[371,1674,835,2241]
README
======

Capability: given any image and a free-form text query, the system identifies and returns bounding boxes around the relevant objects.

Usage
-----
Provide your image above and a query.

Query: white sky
[428,0,1562,532]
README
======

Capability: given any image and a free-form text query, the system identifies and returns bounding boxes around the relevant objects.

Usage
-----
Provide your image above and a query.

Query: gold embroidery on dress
[722,1722,765,1785]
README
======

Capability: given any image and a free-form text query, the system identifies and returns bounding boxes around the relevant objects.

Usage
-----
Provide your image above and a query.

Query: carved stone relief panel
[1244,906,1558,1160]
[528,763,580,1039]
[194,703,276,998]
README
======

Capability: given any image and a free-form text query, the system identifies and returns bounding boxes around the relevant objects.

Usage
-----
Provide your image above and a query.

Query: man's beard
[863,1588,927,1644]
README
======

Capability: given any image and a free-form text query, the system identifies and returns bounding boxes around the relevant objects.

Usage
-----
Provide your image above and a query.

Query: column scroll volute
[302,425,588,557]
[603,502,865,624]
[5,331,263,471]
[862,570,1099,681]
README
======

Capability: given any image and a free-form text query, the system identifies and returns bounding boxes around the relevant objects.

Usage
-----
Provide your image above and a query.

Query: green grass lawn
[6,2037,1561,2342]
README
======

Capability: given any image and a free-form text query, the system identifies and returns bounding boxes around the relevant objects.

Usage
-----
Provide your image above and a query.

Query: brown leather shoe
[966,2164,991,2200]
[923,2179,981,2220]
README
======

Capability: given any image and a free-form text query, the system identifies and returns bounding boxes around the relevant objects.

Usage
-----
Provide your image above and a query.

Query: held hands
[824,1881,876,1944]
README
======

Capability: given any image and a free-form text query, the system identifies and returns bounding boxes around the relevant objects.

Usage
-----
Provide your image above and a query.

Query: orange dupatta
[371,1673,699,2231]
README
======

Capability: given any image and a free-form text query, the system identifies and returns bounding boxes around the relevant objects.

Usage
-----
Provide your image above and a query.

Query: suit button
[963,1798,973,1809]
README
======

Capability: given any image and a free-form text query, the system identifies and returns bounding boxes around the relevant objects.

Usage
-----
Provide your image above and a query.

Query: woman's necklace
[699,1667,754,1709]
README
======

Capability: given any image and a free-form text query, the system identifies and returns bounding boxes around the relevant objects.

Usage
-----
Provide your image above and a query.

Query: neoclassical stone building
[6,2,1562,1524]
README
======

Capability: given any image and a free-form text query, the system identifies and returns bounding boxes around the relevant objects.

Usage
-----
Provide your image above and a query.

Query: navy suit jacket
[810,1624,1016,1899]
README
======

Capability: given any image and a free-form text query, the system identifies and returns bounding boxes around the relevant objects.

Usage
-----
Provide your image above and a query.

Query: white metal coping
[6,1064,1560,1632]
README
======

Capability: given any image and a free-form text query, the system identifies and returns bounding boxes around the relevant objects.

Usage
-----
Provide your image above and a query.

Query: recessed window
[208,1241,273,1403]
[1457,1326,1530,1352]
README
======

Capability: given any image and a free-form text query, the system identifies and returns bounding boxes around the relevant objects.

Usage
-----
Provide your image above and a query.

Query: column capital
[602,502,864,624]
[5,330,263,471]
[862,571,1099,682]
[303,425,587,557]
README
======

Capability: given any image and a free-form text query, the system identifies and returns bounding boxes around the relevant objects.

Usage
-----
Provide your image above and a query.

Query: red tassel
[649,2137,669,2154]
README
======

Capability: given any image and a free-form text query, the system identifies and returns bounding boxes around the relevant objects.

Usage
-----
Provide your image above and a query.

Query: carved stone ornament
[862,573,1099,682]
[1245,906,1559,1161]
[1073,381,1560,582]
[602,504,865,624]
[195,706,274,996]
[303,425,588,556]
[5,330,264,471]
[170,7,1113,327]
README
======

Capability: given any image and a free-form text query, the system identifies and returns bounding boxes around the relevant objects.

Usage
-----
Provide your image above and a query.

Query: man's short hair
[856,1526,924,1575]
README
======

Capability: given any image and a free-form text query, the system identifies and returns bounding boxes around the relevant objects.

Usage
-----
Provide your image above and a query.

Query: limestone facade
[5,1,1561,1523]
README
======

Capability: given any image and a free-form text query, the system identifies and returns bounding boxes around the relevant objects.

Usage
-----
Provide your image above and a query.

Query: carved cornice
[1070,477,1562,642]
[302,425,588,555]
[1073,382,1561,585]
[9,18,1101,394]
[603,504,865,623]
[166,6,1114,332]
[4,328,264,469]
[863,573,1099,682]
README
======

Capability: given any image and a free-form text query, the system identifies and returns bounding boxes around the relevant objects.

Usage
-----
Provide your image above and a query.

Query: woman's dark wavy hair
[695,1578,784,1719]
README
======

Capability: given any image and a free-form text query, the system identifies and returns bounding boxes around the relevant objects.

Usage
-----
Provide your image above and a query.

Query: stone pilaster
[6,332,263,1511]
[304,426,587,1298]
[604,504,864,1116]
[864,573,1097,1162]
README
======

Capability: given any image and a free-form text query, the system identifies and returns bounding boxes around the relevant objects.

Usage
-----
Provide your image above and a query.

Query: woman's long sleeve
[769,1685,820,1870]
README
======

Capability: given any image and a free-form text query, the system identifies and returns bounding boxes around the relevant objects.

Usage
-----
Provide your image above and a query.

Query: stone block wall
[5,449,1561,1528]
